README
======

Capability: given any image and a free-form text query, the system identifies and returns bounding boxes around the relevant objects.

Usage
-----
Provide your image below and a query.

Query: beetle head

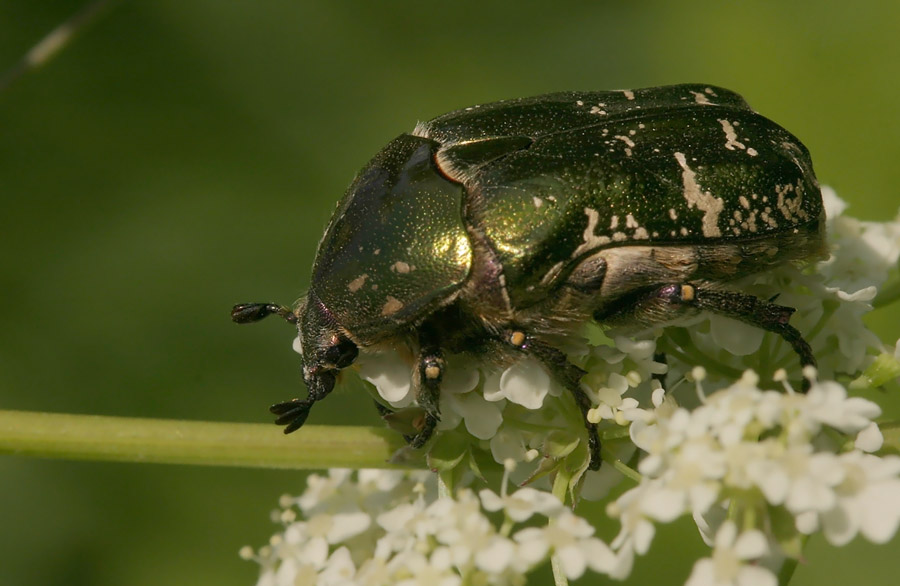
[296,293,359,400]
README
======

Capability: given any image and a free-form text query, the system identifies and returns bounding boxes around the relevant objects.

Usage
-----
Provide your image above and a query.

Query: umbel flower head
[244,189,900,585]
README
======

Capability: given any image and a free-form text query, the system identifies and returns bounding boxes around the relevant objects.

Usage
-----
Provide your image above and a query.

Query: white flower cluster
[259,189,900,585]
[609,370,900,584]
[241,467,616,585]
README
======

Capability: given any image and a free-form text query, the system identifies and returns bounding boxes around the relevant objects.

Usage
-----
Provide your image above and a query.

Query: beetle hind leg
[596,283,816,389]
[689,286,816,373]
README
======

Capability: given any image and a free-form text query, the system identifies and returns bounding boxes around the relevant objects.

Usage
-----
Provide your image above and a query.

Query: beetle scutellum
[233,84,824,470]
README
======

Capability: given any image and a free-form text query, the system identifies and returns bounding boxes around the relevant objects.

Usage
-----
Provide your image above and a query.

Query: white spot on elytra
[622,90,635,100]
[573,208,611,257]
[390,261,414,274]
[609,215,619,229]
[625,213,639,229]
[747,147,758,156]
[690,91,711,105]
[615,135,635,156]
[590,105,607,115]
[532,196,543,209]
[718,119,746,151]
[674,152,723,237]
[775,183,809,221]
[668,208,678,220]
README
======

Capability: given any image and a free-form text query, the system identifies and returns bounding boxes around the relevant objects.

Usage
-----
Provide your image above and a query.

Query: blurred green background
[1,1,898,584]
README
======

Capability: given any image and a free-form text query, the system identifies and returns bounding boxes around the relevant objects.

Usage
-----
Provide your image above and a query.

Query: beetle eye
[323,338,359,369]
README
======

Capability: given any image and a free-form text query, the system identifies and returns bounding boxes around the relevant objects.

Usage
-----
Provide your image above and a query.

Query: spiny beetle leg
[686,285,816,390]
[506,329,602,471]
[626,283,816,391]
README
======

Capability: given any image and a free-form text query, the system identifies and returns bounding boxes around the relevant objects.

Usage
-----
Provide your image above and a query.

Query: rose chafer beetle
[233,84,824,470]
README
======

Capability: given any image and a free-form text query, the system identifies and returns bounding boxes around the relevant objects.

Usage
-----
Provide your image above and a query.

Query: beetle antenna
[231,303,298,325]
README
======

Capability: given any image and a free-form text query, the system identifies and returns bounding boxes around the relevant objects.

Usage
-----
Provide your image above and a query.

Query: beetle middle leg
[406,332,444,448]
[505,329,602,470]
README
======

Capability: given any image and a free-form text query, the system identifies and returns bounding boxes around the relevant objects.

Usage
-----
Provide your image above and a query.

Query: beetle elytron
[233,84,824,470]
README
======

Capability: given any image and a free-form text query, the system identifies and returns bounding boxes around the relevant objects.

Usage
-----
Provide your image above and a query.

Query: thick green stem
[0,410,409,470]
[874,275,900,309]
[777,549,803,586]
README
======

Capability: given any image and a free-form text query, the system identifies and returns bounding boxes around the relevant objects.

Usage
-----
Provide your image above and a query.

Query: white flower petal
[736,565,777,586]
[357,352,413,406]
[710,315,765,356]
[856,422,884,452]
[555,544,587,579]
[733,529,768,559]
[859,480,900,543]
[474,537,514,573]
[499,358,551,409]
[326,512,371,543]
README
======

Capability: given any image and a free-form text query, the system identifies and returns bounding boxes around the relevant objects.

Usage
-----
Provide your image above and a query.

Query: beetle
[232,84,824,470]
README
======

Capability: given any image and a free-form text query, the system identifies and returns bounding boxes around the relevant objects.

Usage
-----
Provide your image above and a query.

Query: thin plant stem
[0,0,119,93]
[550,471,571,586]
[0,409,409,470]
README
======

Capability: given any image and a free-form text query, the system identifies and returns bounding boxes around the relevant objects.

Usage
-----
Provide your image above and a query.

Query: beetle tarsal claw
[270,399,314,433]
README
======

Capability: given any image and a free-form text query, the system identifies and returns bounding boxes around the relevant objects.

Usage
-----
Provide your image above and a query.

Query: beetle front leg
[505,330,602,471]
[270,369,338,433]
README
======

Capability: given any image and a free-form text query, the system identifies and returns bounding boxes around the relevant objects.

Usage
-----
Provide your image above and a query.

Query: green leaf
[564,440,591,504]
[426,430,468,473]
[542,430,581,460]
[849,352,900,391]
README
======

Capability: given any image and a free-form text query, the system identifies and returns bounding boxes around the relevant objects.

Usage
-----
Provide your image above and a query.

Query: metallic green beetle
[233,84,825,470]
